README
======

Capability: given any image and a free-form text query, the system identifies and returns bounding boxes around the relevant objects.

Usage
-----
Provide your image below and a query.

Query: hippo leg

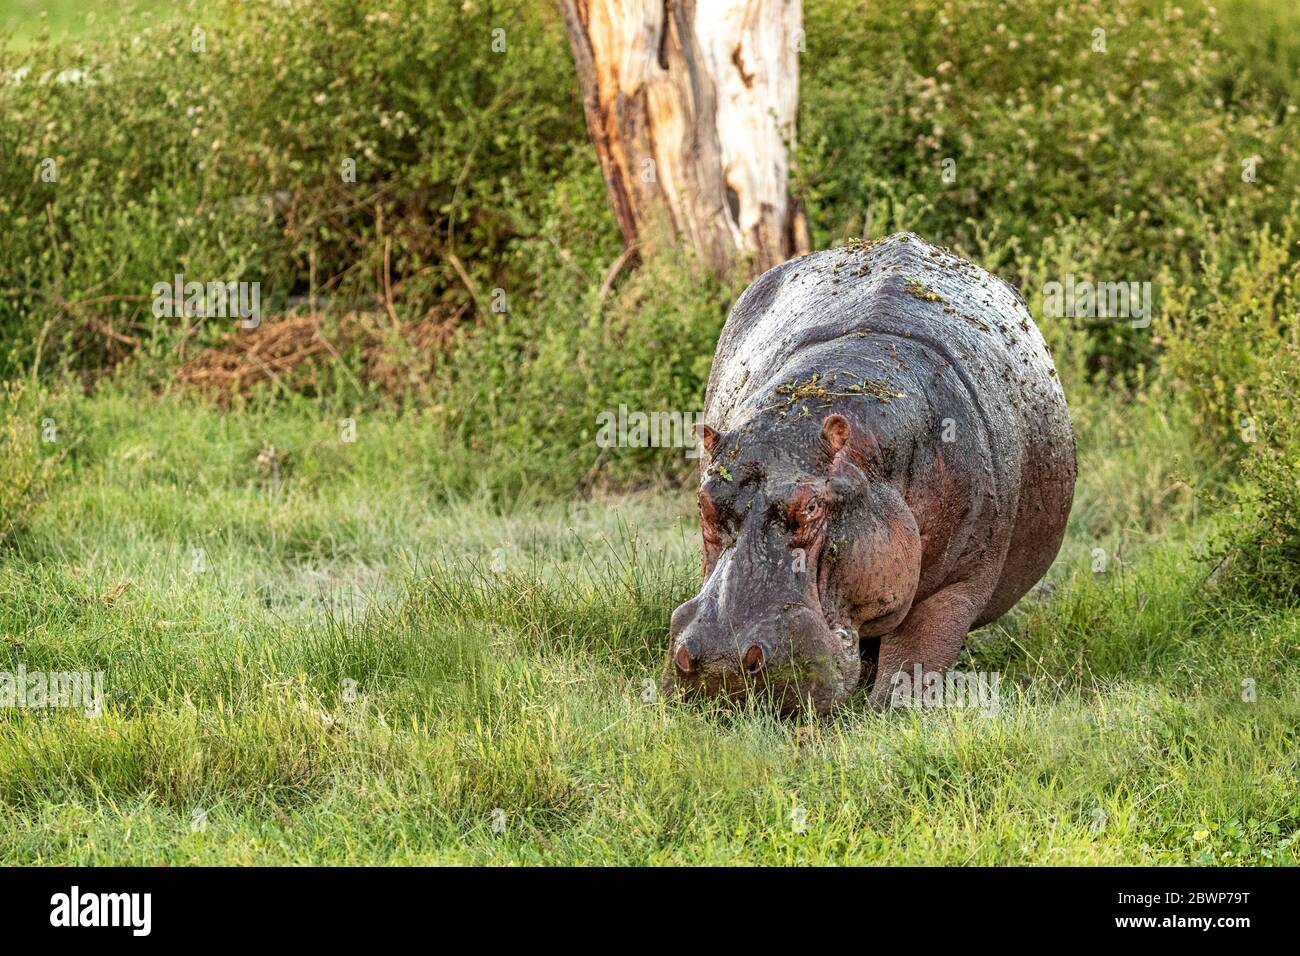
[865,584,983,710]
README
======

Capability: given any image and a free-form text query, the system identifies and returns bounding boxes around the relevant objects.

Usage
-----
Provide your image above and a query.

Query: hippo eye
[787,496,824,543]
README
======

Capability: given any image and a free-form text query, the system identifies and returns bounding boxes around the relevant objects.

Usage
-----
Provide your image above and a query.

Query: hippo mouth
[663,618,862,717]
[664,613,887,715]
[859,635,882,695]
[670,671,842,717]
[680,676,790,714]
[666,652,833,716]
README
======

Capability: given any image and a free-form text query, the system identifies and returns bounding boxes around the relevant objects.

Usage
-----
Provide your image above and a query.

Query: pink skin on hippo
[662,232,1077,715]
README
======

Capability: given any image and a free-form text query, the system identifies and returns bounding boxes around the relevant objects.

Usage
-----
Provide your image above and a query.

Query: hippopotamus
[663,232,1076,714]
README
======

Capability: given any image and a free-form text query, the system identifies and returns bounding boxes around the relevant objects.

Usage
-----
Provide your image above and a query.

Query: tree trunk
[559,0,809,275]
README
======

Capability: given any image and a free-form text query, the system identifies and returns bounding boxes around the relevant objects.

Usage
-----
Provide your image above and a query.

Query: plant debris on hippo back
[663,232,1077,716]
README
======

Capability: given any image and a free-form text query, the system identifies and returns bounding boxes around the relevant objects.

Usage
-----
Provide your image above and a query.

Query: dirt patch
[176,307,465,403]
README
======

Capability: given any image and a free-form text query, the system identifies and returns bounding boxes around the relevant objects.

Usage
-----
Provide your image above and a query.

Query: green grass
[0,382,1296,865]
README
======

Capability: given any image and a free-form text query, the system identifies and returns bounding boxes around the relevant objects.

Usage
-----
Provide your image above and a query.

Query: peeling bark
[559,0,808,275]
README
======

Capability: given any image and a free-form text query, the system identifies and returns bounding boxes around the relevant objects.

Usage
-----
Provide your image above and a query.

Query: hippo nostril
[742,643,765,675]
[674,643,695,674]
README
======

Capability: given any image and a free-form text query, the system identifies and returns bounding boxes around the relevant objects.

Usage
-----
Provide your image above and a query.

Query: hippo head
[663,412,922,716]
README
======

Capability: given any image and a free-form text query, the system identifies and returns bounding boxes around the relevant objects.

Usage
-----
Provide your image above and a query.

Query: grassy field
[1,381,1296,865]
[1,0,1298,865]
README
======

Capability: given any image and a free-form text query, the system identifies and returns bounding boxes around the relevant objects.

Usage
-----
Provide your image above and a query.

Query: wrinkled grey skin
[662,232,1076,715]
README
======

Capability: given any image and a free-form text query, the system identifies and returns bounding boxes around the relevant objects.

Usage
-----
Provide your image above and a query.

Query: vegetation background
[0,0,1297,864]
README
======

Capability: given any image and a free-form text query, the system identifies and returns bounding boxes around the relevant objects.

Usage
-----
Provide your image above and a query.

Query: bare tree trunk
[559,0,809,275]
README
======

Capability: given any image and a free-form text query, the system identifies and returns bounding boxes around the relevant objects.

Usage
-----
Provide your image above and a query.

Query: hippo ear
[821,414,851,458]
[822,413,879,468]
[695,423,720,457]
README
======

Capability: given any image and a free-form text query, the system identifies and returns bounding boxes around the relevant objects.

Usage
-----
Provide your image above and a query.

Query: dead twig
[445,251,484,313]
[598,244,639,302]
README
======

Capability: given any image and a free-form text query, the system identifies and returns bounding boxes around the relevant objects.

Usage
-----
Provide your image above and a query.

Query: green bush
[1206,344,1300,604]
[1149,207,1300,604]
[799,0,1298,372]
[4,0,1297,383]
[3,0,1300,502]
[0,0,609,378]
[1156,207,1298,451]
[800,0,1298,256]
[432,244,739,497]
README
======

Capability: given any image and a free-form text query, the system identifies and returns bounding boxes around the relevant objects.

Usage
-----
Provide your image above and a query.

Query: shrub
[800,0,1298,256]
[4,0,1300,503]
[1208,344,1300,604]
[432,243,740,497]
[1152,207,1300,604]
[799,0,1299,372]
[3,0,1297,386]
[1156,206,1298,452]
[0,0,608,378]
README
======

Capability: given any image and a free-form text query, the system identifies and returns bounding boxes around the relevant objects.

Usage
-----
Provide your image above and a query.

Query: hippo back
[706,233,1062,436]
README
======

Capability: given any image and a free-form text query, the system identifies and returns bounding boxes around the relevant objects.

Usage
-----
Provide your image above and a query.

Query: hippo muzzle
[661,436,877,715]
[663,590,860,715]
[662,414,923,716]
